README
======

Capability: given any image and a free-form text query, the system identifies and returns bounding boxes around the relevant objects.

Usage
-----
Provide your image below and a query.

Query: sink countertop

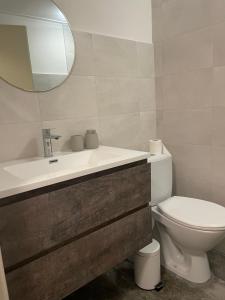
[0,146,149,199]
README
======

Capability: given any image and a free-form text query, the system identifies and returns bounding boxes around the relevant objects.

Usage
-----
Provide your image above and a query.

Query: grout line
[153,17,225,44]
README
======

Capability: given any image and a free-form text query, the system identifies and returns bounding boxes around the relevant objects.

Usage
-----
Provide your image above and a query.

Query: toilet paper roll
[0,249,9,300]
[149,139,163,155]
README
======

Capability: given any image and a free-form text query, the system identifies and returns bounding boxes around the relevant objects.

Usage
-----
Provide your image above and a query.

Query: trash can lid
[138,239,160,257]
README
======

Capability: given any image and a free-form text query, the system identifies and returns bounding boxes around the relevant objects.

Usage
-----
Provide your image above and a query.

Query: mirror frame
[0,0,76,93]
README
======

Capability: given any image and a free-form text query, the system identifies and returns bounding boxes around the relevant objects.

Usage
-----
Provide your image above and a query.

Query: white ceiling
[0,0,67,23]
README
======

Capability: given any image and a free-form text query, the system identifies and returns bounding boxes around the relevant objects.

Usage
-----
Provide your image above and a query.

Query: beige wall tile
[0,122,41,162]
[162,68,213,110]
[212,108,225,147]
[38,75,98,121]
[162,28,213,75]
[0,81,40,124]
[213,66,225,107]
[99,113,141,150]
[93,34,138,77]
[161,0,211,39]
[212,183,225,207]
[151,0,163,42]
[95,78,140,117]
[140,111,156,151]
[213,23,225,67]
[162,109,212,146]
[156,109,164,139]
[212,146,225,207]
[152,0,214,41]
[138,78,156,112]
[72,31,95,76]
[211,0,225,26]
[155,78,164,110]
[137,43,155,78]
[154,42,163,76]
[168,144,212,201]
[96,77,156,117]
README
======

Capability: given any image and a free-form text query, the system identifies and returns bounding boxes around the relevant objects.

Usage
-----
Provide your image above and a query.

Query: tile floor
[65,261,225,300]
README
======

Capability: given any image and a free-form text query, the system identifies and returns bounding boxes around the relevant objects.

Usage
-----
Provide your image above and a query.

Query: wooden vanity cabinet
[0,161,152,300]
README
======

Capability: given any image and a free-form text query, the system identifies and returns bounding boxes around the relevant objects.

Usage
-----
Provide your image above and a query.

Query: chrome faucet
[42,129,61,157]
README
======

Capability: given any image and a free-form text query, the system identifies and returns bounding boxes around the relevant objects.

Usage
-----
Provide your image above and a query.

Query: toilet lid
[158,196,225,230]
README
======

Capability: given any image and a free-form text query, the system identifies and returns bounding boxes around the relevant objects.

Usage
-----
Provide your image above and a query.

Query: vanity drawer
[0,163,151,269]
[6,208,152,300]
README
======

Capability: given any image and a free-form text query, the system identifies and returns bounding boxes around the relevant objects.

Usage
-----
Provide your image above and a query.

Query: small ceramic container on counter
[85,130,99,149]
[71,135,84,152]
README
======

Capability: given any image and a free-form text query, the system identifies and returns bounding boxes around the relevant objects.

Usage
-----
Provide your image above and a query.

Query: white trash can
[134,239,161,290]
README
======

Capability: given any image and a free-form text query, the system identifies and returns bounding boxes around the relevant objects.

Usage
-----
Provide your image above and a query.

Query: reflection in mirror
[0,0,75,92]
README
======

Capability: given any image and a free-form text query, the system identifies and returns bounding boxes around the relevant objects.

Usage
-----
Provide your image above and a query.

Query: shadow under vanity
[0,154,152,300]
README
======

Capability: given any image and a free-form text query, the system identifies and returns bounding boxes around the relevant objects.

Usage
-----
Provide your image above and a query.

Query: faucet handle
[42,128,56,131]
[42,128,61,140]
[42,128,51,137]
[42,128,57,134]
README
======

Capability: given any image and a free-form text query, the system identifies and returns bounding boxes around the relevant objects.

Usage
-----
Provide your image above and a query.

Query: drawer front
[7,208,152,300]
[0,163,151,269]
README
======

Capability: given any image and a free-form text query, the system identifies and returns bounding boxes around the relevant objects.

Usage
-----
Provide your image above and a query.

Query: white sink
[5,147,120,181]
[0,146,149,199]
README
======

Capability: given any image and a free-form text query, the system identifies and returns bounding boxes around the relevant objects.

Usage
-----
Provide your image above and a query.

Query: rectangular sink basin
[0,146,149,199]
[4,147,120,181]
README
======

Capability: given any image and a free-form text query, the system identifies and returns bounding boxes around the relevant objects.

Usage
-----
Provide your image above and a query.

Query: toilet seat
[158,196,225,231]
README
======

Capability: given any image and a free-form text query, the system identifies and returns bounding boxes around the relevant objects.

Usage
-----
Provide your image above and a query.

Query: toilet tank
[148,150,172,206]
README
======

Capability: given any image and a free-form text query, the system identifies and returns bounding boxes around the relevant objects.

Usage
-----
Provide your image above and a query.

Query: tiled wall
[0,31,155,162]
[152,0,225,254]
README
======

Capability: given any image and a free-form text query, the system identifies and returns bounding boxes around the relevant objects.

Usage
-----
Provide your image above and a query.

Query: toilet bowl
[148,148,225,283]
[152,197,225,283]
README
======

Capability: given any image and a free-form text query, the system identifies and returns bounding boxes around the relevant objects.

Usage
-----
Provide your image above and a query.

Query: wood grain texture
[0,163,151,269]
[6,208,152,300]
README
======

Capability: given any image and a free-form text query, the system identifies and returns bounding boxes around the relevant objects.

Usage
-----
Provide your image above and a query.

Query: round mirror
[0,0,75,92]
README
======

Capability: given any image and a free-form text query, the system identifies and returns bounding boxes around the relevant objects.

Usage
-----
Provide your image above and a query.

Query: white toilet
[149,147,225,283]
